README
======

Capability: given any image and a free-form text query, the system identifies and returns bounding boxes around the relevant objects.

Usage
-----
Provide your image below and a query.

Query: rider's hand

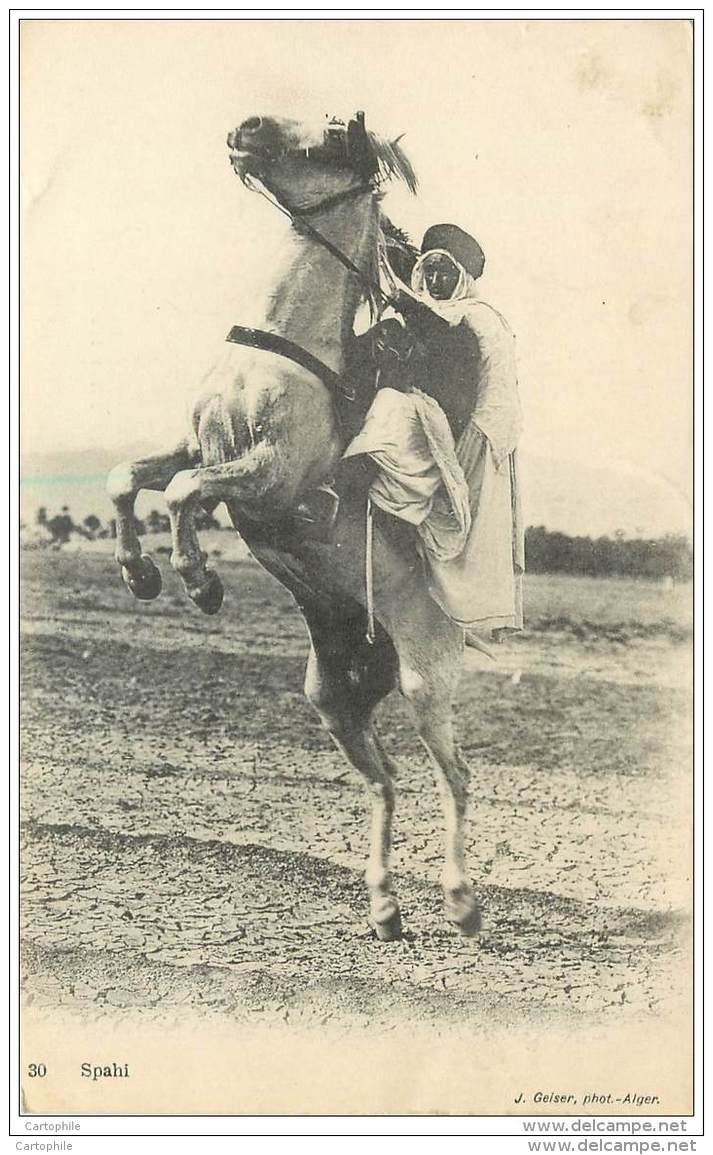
[388,288,418,317]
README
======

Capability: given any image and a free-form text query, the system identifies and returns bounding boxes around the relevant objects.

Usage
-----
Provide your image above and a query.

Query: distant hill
[21,445,163,527]
[20,444,691,540]
[518,452,691,539]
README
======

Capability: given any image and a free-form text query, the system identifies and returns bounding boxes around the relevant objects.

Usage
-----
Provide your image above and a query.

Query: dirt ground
[20,540,692,1033]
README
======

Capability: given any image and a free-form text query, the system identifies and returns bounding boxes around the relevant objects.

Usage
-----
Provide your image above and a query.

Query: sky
[20,19,693,526]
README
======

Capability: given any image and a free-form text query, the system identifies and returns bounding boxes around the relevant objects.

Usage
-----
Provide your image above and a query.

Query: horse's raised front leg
[164,443,297,614]
[301,604,402,941]
[389,599,481,936]
[106,441,198,601]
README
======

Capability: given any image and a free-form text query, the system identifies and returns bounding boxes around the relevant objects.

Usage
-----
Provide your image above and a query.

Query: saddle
[291,318,418,543]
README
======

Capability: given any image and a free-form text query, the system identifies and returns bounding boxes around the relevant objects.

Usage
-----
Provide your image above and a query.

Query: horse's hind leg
[418,702,480,935]
[329,724,401,940]
[107,441,198,600]
[388,597,481,935]
[302,604,402,941]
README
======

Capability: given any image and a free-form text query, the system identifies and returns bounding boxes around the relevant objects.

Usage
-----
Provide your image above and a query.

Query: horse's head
[227,112,417,212]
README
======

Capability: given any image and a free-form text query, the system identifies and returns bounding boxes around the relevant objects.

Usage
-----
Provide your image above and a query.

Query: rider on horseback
[347,223,524,638]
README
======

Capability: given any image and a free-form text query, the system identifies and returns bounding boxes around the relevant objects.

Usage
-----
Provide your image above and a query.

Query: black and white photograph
[16,15,696,1121]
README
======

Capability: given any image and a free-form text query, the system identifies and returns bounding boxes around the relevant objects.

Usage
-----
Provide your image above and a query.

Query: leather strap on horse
[226,325,355,401]
[365,496,376,644]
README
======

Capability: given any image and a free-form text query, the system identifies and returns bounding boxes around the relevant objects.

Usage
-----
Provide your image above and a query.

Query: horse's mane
[379,215,420,287]
[380,216,416,249]
[366,131,418,194]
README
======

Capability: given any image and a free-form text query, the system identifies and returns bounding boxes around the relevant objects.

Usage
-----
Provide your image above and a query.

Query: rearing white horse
[107,112,481,940]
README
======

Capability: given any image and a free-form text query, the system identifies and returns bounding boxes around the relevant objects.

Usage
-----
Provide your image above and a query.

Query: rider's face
[423,252,461,300]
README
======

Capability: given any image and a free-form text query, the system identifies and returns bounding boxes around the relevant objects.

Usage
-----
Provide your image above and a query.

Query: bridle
[227,116,409,404]
[233,112,395,305]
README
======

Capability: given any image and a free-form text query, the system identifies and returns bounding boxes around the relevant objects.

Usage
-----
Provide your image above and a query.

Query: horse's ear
[347,111,379,182]
[346,112,418,192]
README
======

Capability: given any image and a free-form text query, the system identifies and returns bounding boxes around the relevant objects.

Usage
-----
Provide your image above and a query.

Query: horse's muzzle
[227,119,265,153]
[227,125,269,180]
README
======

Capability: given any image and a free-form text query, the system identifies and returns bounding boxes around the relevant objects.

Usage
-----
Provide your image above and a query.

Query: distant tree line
[34,506,96,544]
[28,506,691,580]
[524,526,692,581]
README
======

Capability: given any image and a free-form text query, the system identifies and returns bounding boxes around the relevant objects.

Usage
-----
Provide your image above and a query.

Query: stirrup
[291,484,340,543]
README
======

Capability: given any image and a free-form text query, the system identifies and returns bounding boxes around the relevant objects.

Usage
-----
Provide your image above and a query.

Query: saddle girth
[226,325,355,401]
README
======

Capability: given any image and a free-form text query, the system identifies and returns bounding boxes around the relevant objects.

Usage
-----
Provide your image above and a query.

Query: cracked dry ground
[20,548,692,1031]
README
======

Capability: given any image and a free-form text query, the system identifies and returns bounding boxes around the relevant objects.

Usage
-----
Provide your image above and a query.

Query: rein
[244,173,387,308]
[226,174,392,404]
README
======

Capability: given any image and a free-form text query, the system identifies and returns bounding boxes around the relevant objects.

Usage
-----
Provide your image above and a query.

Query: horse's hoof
[369,897,403,942]
[192,571,224,615]
[454,904,482,937]
[122,557,162,601]
[445,888,482,936]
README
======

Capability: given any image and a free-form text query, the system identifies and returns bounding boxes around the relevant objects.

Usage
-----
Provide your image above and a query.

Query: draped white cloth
[343,386,471,561]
